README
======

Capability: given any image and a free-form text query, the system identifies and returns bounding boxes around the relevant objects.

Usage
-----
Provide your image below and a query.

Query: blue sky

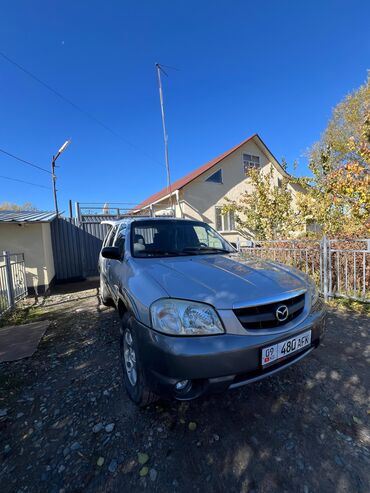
[0,0,369,213]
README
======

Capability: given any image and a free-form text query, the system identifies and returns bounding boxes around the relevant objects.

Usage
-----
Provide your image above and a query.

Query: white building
[134,134,306,243]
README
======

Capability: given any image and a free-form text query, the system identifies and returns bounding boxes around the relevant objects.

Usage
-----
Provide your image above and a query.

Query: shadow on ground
[0,281,369,493]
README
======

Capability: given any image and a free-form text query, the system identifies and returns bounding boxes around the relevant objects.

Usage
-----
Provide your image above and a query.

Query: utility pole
[51,156,58,214]
[156,63,173,209]
[51,140,71,215]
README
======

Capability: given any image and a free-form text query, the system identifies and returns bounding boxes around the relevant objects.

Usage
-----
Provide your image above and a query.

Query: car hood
[143,254,308,309]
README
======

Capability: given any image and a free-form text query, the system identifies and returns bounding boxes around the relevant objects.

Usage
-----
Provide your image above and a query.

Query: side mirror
[101,246,121,260]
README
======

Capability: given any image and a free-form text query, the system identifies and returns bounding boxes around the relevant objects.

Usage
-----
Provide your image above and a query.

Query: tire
[100,277,114,307]
[120,313,158,407]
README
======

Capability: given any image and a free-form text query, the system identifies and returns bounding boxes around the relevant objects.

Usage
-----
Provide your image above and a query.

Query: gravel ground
[0,281,369,493]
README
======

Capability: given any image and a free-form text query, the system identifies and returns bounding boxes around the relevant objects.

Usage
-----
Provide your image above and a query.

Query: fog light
[175,380,190,391]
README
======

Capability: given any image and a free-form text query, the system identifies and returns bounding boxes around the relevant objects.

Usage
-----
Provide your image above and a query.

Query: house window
[215,207,223,231]
[277,177,282,188]
[206,169,223,183]
[243,153,260,174]
[215,207,235,231]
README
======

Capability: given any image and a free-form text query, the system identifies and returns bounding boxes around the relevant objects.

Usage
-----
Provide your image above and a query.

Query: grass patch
[327,297,370,315]
[0,305,47,328]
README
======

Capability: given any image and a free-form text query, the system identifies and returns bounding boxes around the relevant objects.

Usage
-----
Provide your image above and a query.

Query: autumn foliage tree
[224,74,370,240]
[223,166,300,239]
[299,73,370,236]
[0,202,37,211]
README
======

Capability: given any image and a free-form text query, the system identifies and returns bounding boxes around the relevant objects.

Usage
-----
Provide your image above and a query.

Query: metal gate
[51,218,111,281]
[243,237,370,302]
[51,203,151,282]
[328,238,370,302]
[0,252,28,316]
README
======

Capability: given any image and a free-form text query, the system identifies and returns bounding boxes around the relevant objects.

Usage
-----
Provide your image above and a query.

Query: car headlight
[150,299,224,336]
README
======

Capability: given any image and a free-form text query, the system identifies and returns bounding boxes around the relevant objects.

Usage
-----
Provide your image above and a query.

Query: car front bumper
[134,307,326,400]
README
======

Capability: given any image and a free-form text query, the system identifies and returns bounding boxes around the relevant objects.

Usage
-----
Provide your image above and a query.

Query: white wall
[138,138,306,242]
[177,139,301,241]
[0,222,55,292]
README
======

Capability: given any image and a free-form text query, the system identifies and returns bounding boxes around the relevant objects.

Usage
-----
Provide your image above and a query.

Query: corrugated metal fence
[51,211,151,282]
[51,218,111,281]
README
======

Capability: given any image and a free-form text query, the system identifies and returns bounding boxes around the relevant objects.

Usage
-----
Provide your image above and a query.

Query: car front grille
[233,292,306,330]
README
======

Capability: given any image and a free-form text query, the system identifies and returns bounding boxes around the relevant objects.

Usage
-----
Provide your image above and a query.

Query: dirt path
[0,282,369,493]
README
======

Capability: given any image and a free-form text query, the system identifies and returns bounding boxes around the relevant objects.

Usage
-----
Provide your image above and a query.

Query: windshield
[131,220,235,258]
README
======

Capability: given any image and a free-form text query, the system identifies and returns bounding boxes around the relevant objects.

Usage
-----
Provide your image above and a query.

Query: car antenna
[155,63,173,213]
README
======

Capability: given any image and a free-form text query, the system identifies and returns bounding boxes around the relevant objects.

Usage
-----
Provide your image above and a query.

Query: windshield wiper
[182,247,231,254]
[141,249,189,257]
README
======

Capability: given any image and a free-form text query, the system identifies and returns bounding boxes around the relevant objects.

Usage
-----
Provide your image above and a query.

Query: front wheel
[120,313,158,407]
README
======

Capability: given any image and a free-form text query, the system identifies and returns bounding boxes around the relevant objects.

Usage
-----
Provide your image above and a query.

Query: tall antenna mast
[156,63,173,209]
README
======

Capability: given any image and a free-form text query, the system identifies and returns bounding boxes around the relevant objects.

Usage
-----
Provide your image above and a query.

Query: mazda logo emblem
[276,305,289,322]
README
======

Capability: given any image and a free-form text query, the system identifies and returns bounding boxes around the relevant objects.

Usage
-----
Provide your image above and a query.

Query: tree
[300,73,370,236]
[223,166,300,240]
[0,202,37,211]
[222,75,369,240]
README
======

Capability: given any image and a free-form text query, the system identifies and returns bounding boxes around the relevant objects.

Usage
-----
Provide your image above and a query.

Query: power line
[0,148,51,174]
[0,51,164,169]
[0,174,50,189]
[0,51,120,136]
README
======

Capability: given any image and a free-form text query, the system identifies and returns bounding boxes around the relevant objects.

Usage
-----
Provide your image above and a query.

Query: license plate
[261,330,311,366]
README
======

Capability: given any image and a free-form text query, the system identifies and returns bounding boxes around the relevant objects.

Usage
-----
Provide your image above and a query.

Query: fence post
[75,202,81,224]
[3,251,15,309]
[321,236,329,300]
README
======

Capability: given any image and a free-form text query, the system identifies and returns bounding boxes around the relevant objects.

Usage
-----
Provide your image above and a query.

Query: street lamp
[51,139,71,215]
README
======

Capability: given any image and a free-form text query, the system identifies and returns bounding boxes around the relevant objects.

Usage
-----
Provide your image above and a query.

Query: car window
[113,224,126,256]
[103,227,112,247]
[194,226,224,249]
[131,220,234,257]
[106,225,118,247]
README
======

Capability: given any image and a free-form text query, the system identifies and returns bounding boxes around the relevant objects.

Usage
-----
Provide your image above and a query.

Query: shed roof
[0,210,58,223]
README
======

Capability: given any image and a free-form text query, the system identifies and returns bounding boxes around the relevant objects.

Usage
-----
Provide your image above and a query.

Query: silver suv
[99,217,326,406]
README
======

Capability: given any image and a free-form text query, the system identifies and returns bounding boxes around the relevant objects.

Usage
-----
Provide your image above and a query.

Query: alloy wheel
[123,329,137,386]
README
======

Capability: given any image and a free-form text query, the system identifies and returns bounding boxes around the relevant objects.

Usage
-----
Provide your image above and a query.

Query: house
[0,210,57,294]
[134,134,306,243]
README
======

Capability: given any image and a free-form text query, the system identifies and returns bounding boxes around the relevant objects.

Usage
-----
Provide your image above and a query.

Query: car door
[100,224,118,284]
[108,223,127,301]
